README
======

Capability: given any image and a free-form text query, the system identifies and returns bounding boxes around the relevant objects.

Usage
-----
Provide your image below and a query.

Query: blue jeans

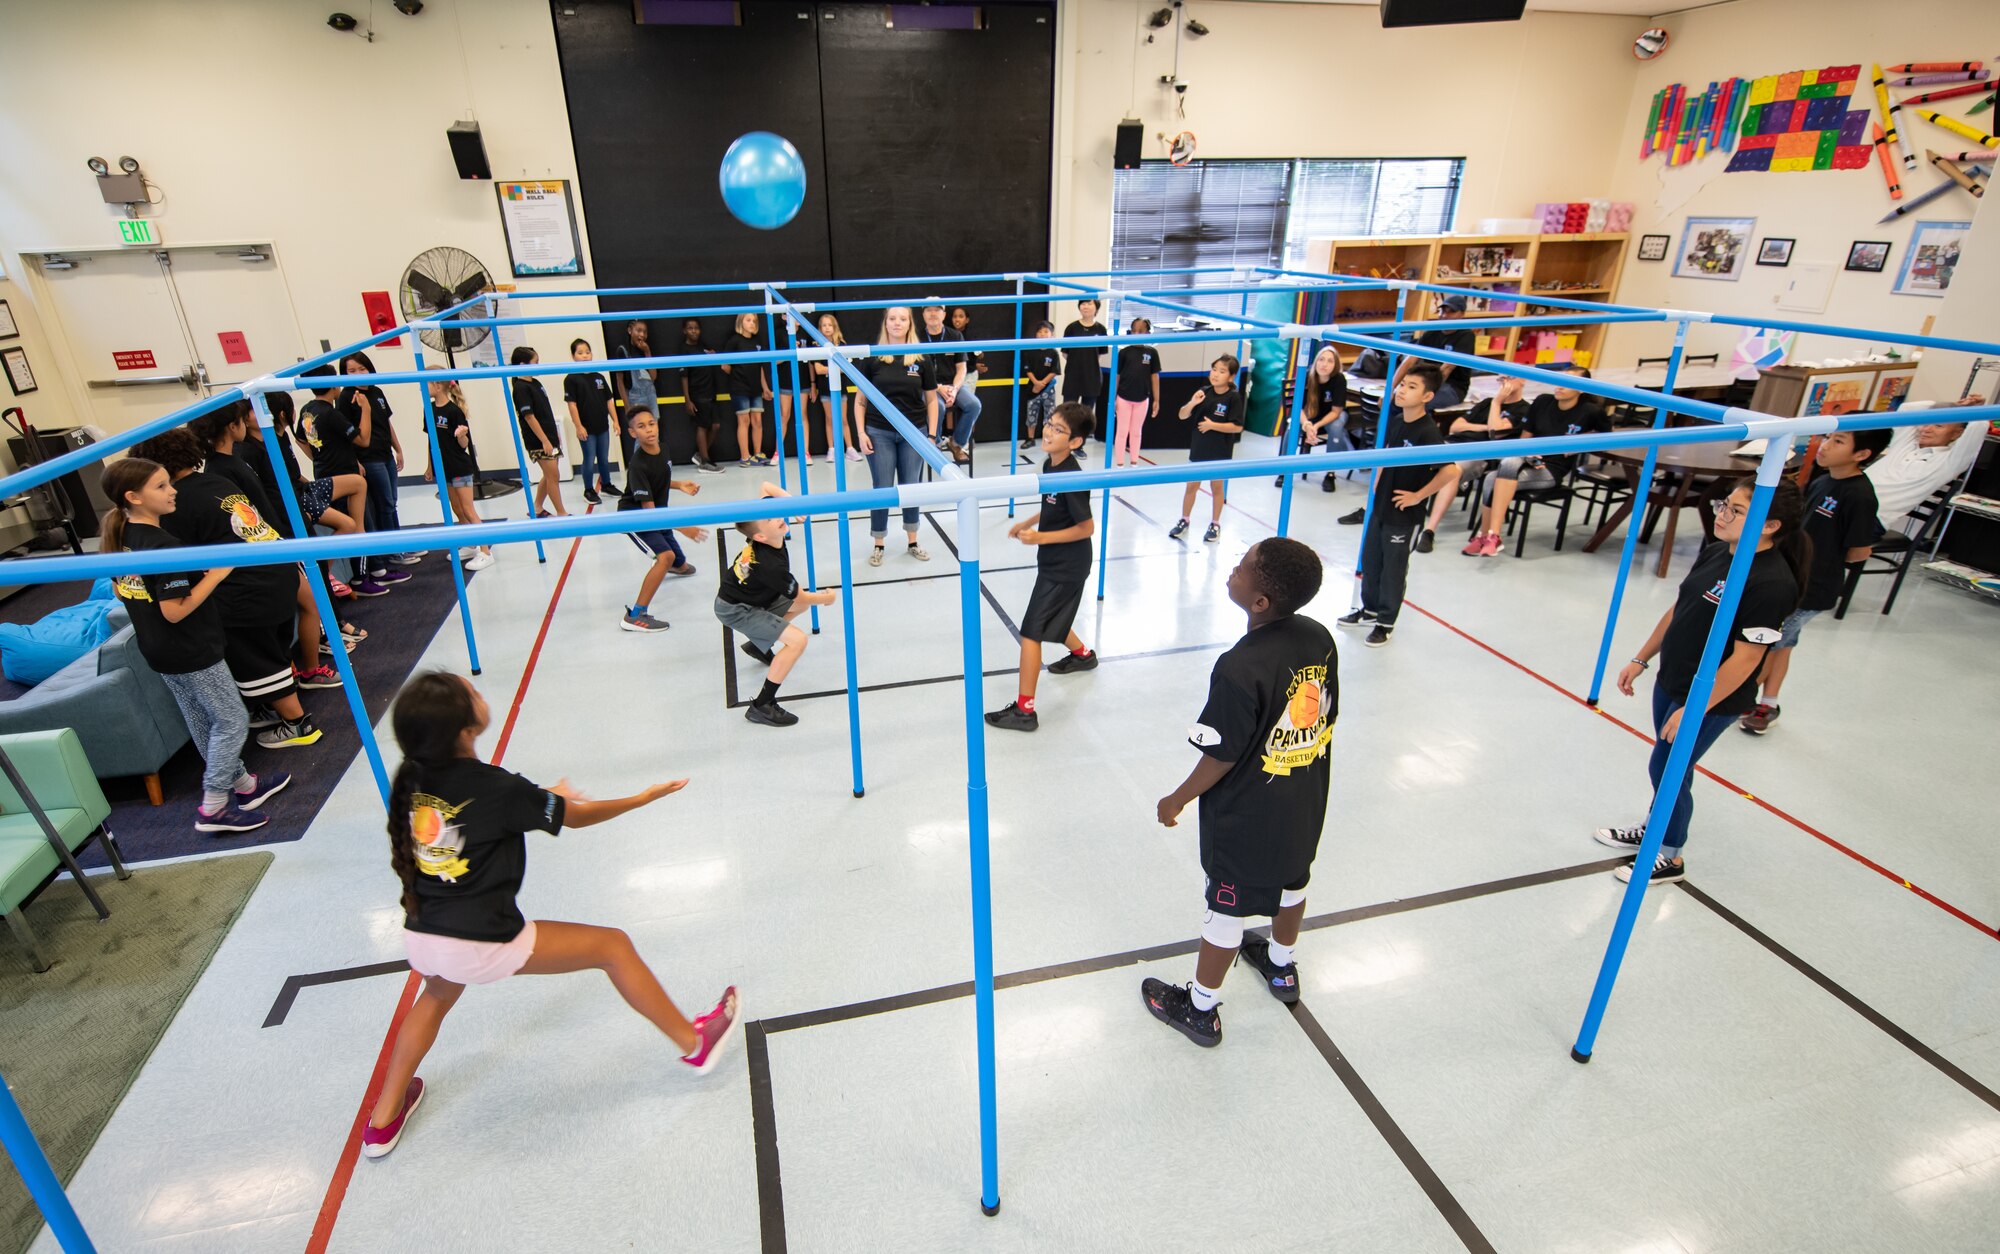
[949,379,983,446]
[360,458,400,572]
[1647,683,1738,857]
[580,429,612,490]
[865,423,924,538]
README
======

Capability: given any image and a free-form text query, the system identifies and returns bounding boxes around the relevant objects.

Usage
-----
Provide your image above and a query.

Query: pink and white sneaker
[361,1077,424,1159]
[679,987,741,1074]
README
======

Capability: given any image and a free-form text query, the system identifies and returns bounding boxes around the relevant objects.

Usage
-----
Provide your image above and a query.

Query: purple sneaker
[375,569,413,586]
[234,771,292,810]
[350,578,391,597]
[362,1077,425,1160]
[679,987,741,1074]
[194,799,269,834]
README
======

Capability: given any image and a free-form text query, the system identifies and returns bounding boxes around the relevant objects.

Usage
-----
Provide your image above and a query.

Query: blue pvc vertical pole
[411,347,482,676]
[0,1072,94,1252]
[826,359,866,798]
[1350,288,1409,606]
[1587,319,1689,704]
[248,391,390,802]
[1275,357,1311,537]
[787,317,821,634]
[955,494,1001,1216]
[486,295,548,564]
[1095,297,1117,603]
[1571,441,1788,1062]
[767,309,787,491]
[1007,277,1025,511]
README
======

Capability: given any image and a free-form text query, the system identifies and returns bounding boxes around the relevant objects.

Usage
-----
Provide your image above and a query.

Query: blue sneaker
[195,800,269,834]
[234,771,292,811]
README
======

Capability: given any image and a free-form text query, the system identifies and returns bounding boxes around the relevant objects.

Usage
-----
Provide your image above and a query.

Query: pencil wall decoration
[1642,78,1749,166]
[1725,65,1872,172]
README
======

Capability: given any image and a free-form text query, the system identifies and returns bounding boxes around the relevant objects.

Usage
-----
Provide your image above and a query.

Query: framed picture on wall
[1637,234,1670,262]
[2,346,36,396]
[1892,220,1969,297]
[1800,370,1875,417]
[1756,238,1795,267]
[0,299,16,340]
[1673,217,1755,281]
[1845,240,1891,273]
[495,179,585,277]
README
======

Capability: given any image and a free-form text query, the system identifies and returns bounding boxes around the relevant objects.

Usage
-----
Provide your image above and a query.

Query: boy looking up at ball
[1143,537,1336,1048]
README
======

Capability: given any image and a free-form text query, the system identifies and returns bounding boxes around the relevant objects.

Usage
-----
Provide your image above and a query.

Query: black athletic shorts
[223,617,298,706]
[1019,575,1085,644]
[1203,870,1311,919]
[687,398,724,429]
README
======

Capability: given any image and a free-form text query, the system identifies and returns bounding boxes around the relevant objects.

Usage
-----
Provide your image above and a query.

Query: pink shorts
[404,920,538,985]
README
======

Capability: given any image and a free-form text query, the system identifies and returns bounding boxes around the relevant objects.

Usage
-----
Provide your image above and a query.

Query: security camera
[1146,7,1173,27]
[393,0,424,14]
[1185,18,1210,36]
[327,12,358,31]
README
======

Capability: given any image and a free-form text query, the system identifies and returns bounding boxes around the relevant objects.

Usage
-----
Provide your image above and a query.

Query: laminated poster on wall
[496,180,585,277]
[1891,220,1970,297]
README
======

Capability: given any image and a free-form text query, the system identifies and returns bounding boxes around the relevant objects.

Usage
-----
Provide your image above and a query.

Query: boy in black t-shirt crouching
[1144,537,1335,1048]
[1337,364,1457,648]
[986,402,1099,733]
[716,483,839,727]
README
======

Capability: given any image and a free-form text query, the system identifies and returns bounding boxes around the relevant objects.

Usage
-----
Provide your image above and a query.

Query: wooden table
[1580,442,1778,578]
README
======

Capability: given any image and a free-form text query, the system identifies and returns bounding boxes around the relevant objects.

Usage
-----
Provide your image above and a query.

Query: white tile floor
[22,433,2000,1253]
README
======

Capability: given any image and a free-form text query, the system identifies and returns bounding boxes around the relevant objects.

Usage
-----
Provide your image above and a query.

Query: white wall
[1051,2,1644,277]
[1601,0,2000,372]
[0,0,595,461]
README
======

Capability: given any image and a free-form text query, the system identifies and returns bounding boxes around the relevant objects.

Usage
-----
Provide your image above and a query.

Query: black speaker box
[1114,120,1143,170]
[447,121,491,180]
[1380,0,1525,27]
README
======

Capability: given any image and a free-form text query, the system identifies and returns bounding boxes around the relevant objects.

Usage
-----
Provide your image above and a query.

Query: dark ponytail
[386,670,479,917]
[96,457,165,555]
[1762,478,1813,608]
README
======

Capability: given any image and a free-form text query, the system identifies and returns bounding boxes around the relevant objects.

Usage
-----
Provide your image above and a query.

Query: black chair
[1571,454,1635,528]
[1834,482,1956,618]
[1495,461,1582,556]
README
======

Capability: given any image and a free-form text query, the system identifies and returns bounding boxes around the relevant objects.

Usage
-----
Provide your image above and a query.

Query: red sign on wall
[112,350,158,371]
[361,290,403,347]
[217,331,251,365]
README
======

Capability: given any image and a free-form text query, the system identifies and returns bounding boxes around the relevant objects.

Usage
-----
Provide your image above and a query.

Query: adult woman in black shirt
[850,306,937,566]
[509,347,568,518]
[720,312,772,466]
[1595,479,1807,885]
[1060,299,1108,431]
[426,374,494,570]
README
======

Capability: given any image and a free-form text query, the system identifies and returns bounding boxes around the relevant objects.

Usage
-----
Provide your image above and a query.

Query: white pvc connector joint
[1004,272,1028,283]
[1384,279,1420,291]
[798,344,870,362]
[241,374,286,399]
[1731,408,1838,440]
[409,319,440,332]
[1659,309,1714,323]
[1277,323,1312,341]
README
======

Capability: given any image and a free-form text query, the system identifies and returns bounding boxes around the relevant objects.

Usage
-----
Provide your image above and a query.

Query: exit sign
[116,218,158,247]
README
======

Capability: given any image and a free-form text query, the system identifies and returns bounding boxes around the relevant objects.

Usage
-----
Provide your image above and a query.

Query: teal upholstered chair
[0,728,130,972]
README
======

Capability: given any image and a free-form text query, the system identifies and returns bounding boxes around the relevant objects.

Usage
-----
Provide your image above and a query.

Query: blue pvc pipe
[1587,320,1688,705]
[485,298,548,564]
[0,387,242,502]
[1342,311,1665,337]
[412,346,482,675]
[276,347,790,387]
[1706,310,2000,358]
[781,312,823,634]
[1094,297,1117,603]
[767,311,787,491]
[1254,267,1664,319]
[953,496,1002,1215]
[1275,358,1310,537]
[1572,442,1790,1061]
[247,392,391,802]
[819,346,867,798]
[504,273,1017,303]
[0,1070,94,1252]
[1007,277,1024,517]
[1350,289,1409,604]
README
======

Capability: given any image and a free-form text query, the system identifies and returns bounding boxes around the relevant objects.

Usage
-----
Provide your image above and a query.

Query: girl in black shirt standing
[850,306,937,566]
[1060,298,1108,407]
[720,312,773,467]
[342,352,419,568]
[1595,479,1807,885]
[812,313,865,464]
[360,671,739,1159]
[1112,318,1160,468]
[510,347,569,518]
[426,374,494,570]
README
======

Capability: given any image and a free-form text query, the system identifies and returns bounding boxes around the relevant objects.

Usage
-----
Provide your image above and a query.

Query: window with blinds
[1108,157,1463,313]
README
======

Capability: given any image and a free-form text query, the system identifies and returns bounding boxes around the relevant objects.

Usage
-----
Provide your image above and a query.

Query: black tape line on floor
[262,959,412,1028]
[745,1022,789,1254]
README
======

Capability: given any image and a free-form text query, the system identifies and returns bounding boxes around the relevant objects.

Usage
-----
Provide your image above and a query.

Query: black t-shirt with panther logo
[401,757,567,942]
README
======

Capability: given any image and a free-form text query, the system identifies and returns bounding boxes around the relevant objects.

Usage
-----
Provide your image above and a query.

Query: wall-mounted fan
[399,246,493,359]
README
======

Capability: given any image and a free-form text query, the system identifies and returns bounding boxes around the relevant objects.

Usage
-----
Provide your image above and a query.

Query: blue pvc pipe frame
[486,295,549,566]
[412,344,484,677]
[1,1068,93,1252]
[10,271,2000,1244]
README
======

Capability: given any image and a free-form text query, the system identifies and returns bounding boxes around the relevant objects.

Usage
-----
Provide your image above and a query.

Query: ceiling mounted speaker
[1380,0,1526,28]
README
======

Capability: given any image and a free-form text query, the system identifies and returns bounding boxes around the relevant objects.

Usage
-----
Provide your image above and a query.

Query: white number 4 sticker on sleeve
[1189,722,1222,747]
[1742,627,1782,645]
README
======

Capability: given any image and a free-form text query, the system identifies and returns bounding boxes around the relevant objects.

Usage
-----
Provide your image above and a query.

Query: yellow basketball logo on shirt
[111,574,152,603]
[409,793,472,882]
[1262,664,1333,777]
[731,543,757,585]
[221,494,282,544]
[301,414,323,450]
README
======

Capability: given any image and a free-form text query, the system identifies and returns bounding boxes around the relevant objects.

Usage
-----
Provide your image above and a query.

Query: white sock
[1266,938,1295,968]
[202,790,228,813]
[1190,980,1220,1012]
[233,771,256,795]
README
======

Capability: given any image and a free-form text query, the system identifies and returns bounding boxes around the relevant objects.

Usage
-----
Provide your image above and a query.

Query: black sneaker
[583,488,602,505]
[1140,977,1221,1048]
[1338,507,1365,525]
[740,640,775,665]
[1048,650,1098,675]
[1365,625,1393,648]
[1168,519,1190,541]
[984,702,1038,732]
[1592,824,1646,851]
[1203,522,1221,544]
[1321,473,1337,493]
[1616,854,1686,885]
[1414,527,1435,554]
[744,699,798,728]
[1237,934,1300,1005]
[1335,610,1377,629]
[695,456,722,474]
